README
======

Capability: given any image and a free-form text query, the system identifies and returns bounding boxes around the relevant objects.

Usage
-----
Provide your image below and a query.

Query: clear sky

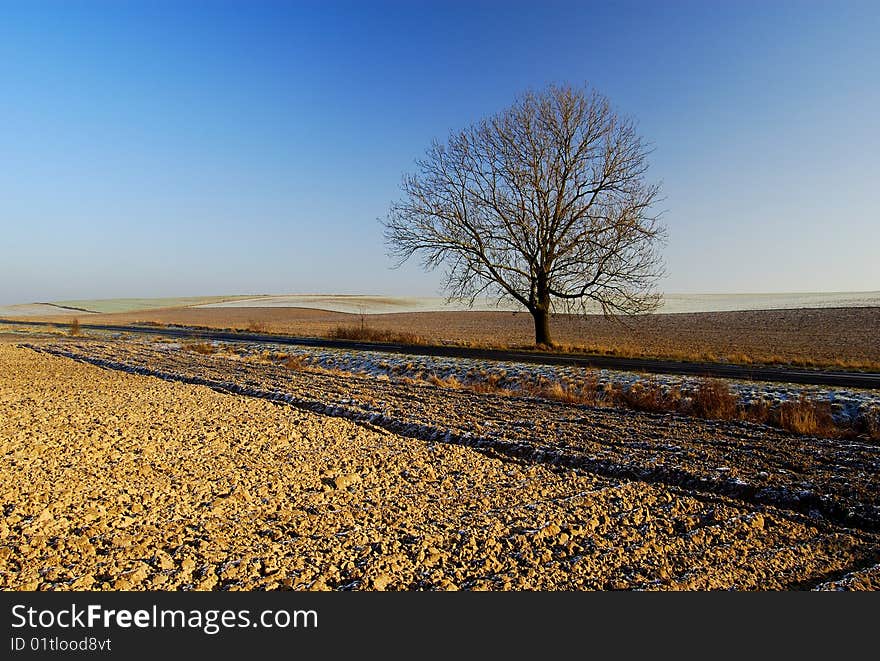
[1,0,878,305]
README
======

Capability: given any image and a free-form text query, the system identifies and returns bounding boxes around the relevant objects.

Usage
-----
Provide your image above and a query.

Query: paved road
[3,318,879,389]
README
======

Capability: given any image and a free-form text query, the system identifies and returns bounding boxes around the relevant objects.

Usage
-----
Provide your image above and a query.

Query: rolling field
[13,304,880,370]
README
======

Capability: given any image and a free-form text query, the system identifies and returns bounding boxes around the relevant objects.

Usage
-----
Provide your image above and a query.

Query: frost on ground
[186,340,880,427]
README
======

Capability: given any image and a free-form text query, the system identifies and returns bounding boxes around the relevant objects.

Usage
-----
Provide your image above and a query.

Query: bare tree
[384,83,665,346]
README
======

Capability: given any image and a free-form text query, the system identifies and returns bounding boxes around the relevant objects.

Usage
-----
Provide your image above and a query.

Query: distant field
[0,296,264,317]
[10,304,878,370]
[0,303,70,317]
[3,292,879,370]
[197,291,880,314]
[0,295,501,317]
[193,295,485,314]
[2,291,878,317]
[51,295,265,314]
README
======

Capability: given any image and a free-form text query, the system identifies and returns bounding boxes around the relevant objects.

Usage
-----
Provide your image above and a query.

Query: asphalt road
[2,318,879,389]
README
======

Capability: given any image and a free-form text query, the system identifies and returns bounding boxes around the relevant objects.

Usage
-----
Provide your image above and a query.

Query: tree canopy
[384,83,666,346]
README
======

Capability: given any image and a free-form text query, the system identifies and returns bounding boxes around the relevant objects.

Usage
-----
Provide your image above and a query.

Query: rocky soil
[2,338,879,590]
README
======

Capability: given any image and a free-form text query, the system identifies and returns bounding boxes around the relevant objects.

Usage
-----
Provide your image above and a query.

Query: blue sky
[1,1,877,304]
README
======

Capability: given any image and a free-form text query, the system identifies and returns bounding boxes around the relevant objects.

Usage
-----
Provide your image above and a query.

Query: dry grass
[69,318,80,336]
[741,398,772,426]
[427,374,463,389]
[183,342,216,355]
[282,355,309,370]
[327,326,880,372]
[175,341,875,442]
[689,379,738,419]
[328,325,426,345]
[772,395,836,436]
[614,380,682,414]
[535,342,880,372]
[863,409,880,441]
[445,371,866,441]
[470,373,511,395]
[524,376,599,405]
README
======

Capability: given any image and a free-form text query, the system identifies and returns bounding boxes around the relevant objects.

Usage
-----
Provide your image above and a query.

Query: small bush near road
[773,395,836,436]
[690,379,738,419]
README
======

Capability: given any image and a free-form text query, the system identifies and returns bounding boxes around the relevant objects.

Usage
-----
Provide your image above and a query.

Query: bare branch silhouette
[384,83,666,346]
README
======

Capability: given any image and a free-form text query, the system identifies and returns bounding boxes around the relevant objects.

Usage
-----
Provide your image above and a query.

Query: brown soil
[18,305,880,369]
[2,338,878,591]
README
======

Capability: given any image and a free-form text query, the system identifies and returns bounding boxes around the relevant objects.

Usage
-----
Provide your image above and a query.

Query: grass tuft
[183,342,216,355]
[427,374,462,389]
[470,373,510,395]
[863,408,880,441]
[615,380,681,413]
[689,379,738,419]
[773,395,836,436]
[328,325,425,345]
[283,355,308,370]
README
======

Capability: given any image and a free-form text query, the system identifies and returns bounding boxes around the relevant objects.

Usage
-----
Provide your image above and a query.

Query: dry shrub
[283,355,308,370]
[329,325,425,345]
[524,372,599,405]
[69,318,80,336]
[183,342,216,355]
[539,382,595,405]
[427,374,462,389]
[690,379,738,419]
[861,408,880,441]
[540,382,579,403]
[595,382,618,406]
[742,398,772,425]
[471,373,509,395]
[617,380,680,413]
[247,320,269,333]
[773,395,836,436]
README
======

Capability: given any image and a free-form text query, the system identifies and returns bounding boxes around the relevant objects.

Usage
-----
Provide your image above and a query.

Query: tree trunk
[531,307,553,347]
